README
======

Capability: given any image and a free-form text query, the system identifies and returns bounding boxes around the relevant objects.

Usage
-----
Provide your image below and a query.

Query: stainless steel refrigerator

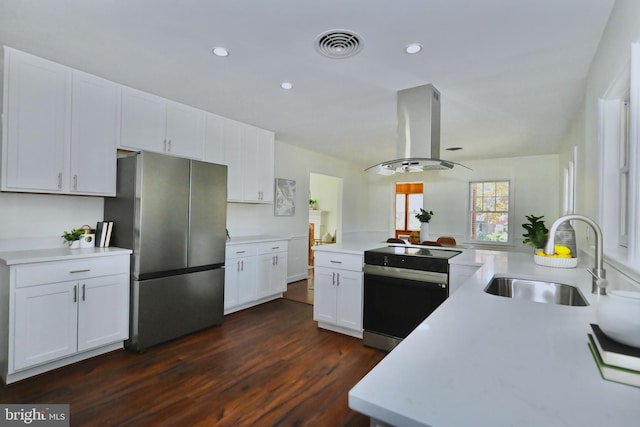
[104,151,227,352]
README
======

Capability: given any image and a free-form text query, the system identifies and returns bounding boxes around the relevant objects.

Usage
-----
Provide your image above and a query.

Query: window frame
[467,179,514,246]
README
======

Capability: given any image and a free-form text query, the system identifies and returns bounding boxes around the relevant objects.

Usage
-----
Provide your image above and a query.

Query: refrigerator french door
[105,151,227,351]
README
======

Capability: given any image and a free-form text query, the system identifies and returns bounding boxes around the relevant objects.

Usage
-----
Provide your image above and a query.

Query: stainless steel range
[363,246,461,352]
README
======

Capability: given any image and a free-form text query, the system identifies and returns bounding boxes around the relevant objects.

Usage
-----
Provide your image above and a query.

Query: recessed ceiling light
[405,43,422,54]
[280,82,293,90]
[211,47,229,57]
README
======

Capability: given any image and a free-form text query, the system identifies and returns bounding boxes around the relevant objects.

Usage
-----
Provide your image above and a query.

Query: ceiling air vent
[314,29,363,59]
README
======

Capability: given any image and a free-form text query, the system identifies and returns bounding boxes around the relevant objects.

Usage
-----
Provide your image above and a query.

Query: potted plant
[309,199,318,210]
[61,229,84,248]
[415,208,434,240]
[522,214,549,251]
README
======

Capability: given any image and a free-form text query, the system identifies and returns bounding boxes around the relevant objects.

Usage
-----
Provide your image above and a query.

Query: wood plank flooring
[0,298,385,426]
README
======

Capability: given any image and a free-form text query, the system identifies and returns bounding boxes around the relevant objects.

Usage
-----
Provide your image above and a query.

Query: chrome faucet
[544,214,607,295]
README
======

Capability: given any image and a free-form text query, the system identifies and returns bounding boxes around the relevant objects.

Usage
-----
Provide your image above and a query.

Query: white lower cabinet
[224,239,289,314]
[0,251,130,384]
[257,242,288,298]
[313,251,364,338]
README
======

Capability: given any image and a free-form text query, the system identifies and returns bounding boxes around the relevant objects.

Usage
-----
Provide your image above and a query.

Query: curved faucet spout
[544,214,606,295]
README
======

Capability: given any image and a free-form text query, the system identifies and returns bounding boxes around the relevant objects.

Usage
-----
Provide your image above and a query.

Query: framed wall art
[274,178,296,216]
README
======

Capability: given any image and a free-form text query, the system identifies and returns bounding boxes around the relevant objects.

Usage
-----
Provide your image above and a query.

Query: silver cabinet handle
[330,260,342,264]
[332,272,336,286]
[73,285,77,303]
[236,250,246,254]
[272,246,280,250]
[57,173,62,189]
[167,139,172,152]
[275,255,278,265]
[73,174,78,190]
[241,260,244,271]
[82,284,86,301]
[336,272,340,286]
[69,269,90,274]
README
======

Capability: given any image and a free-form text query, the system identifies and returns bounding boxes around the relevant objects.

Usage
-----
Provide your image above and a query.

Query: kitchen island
[348,248,640,426]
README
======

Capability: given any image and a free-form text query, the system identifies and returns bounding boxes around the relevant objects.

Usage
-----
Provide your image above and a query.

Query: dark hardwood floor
[0,296,385,426]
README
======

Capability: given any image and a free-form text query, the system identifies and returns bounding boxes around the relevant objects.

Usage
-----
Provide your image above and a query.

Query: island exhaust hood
[365,84,469,175]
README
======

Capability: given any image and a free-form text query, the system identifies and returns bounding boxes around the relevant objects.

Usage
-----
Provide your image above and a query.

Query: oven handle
[364,264,448,285]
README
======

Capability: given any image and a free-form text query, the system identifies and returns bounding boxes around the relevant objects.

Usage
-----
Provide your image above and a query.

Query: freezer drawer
[127,267,224,352]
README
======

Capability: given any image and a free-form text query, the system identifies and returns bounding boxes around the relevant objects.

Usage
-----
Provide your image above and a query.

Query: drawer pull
[272,246,280,250]
[330,260,342,264]
[236,250,246,254]
[69,269,91,274]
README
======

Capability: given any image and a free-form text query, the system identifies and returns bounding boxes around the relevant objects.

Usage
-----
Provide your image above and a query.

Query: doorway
[308,173,342,268]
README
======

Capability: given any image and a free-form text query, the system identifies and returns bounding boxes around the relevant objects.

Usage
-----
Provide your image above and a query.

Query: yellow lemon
[554,245,571,256]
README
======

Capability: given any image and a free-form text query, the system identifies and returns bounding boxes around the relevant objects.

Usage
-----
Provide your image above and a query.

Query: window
[469,181,510,243]
[395,183,423,238]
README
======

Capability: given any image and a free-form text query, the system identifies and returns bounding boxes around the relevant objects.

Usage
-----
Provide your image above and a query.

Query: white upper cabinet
[203,112,225,165]
[224,120,275,203]
[2,47,117,196]
[2,47,69,192]
[69,70,119,195]
[120,87,204,159]
[243,124,275,203]
[165,100,204,159]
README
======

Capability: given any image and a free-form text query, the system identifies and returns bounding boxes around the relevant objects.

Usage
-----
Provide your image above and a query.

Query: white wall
[365,154,561,249]
[559,0,640,287]
[0,192,104,250]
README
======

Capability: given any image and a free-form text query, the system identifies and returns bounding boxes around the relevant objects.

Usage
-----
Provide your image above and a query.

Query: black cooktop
[366,245,461,259]
[364,246,461,272]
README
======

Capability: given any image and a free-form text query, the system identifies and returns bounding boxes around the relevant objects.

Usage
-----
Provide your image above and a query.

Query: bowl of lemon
[534,245,577,268]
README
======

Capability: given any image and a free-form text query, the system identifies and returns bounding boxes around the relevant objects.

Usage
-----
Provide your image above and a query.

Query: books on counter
[588,323,640,388]
[96,221,114,247]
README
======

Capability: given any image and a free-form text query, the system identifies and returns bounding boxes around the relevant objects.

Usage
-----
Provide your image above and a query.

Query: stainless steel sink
[484,276,589,306]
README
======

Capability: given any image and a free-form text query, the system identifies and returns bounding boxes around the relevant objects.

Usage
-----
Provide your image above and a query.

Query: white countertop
[225,235,289,245]
[347,247,640,426]
[0,247,132,265]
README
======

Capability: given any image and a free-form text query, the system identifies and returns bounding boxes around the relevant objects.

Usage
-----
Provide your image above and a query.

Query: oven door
[363,264,448,351]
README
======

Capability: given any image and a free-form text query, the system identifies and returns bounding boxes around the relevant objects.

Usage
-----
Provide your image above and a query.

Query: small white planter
[68,240,81,249]
[420,223,430,241]
[597,290,640,348]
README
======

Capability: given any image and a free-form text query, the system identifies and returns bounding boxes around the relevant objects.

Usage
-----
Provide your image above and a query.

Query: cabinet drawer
[225,244,257,260]
[257,240,288,254]
[14,256,130,288]
[314,252,363,271]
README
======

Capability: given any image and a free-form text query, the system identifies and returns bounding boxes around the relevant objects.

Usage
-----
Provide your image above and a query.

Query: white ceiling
[0,0,616,169]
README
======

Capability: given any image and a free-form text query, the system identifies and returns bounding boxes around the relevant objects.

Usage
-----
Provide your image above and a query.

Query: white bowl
[533,254,577,268]
[597,290,640,348]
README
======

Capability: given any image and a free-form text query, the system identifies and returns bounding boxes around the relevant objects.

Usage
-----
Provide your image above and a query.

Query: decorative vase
[420,222,430,241]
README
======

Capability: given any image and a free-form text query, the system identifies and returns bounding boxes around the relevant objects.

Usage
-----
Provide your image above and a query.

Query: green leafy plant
[415,208,434,223]
[61,229,83,243]
[522,215,549,248]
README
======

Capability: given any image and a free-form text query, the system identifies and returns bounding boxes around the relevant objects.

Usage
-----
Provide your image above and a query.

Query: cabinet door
[313,267,338,324]
[224,259,240,309]
[69,71,119,195]
[273,253,288,293]
[255,129,275,203]
[120,87,166,152]
[165,101,204,159]
[242,126,274,203]
[13,282,78,370]
[336,270,364,331]
[237,256,257,305]
[203,113,225,164]
[77,274,129,352]
[3,48,69,192]
[222,119,244,201]
[256,254,274,298]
